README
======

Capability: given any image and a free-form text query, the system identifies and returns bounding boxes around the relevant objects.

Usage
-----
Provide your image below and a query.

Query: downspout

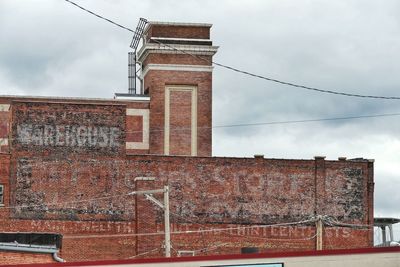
[52,252,65,262]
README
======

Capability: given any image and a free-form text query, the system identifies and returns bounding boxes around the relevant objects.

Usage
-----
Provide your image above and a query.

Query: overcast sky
[1,0,399,242]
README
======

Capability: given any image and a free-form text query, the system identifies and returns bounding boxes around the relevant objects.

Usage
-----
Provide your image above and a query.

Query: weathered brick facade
[0,22,374,263]
[0,251,55,265]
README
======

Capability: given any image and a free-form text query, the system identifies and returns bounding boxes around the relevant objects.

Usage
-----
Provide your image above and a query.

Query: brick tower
[137,22,218,156]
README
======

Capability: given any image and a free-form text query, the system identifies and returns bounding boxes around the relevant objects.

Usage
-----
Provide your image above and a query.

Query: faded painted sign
[11,157,368,225]
[12,158,135,221]
[16,123,120,148]
[11,102,125,155]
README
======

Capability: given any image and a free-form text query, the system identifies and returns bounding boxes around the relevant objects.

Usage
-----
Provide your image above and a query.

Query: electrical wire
[64,0,134,33]
[190,242,229,255]
[63,218,317,239]
[62,0,400,100]
[3,112,400,142]
[212,112,400,129]
[127,247,161,259]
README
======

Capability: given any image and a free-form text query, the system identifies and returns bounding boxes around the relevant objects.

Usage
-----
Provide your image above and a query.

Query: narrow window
[0,184,4,206]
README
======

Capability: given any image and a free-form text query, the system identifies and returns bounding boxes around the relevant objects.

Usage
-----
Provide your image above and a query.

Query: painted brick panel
[126,115,143,143]
[11,101,126,157]
[169,90,192,155]
[146,70,212,156]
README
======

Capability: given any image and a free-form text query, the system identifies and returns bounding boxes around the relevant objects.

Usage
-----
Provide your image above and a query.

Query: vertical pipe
[164,186,171,257]
[128,52,136,94]
[133,53,137,94]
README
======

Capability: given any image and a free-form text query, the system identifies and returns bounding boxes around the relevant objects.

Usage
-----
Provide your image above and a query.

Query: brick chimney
[138,22,218,156]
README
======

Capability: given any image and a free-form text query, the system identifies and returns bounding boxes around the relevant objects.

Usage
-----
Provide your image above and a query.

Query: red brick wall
[2,154,373,261]
[9,101,128,221]
[142,22,214,157]
[169,90,192,155]
[0,251,55,264]
[0,104,10,152]
[145,70,212,156]
[0,154,10,219]
[128,156,373,255]
[146,24,211,40]
[0,219,137,262]
[126,116,143,143]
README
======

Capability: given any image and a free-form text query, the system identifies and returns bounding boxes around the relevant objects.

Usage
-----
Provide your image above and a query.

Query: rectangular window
[0,184,4,206]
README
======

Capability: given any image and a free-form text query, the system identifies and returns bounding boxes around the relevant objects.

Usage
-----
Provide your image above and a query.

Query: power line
[147,38,400,100]
[212,112,400,129]
[4,112,400,142]
[211,62,400,100]
[63,0,134,33]
[56,216,369,240]
[62,0,400,100]
[127,247,161,259]
[63,218,316,239]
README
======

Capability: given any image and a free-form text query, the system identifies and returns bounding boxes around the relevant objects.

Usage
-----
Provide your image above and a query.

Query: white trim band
[142,64,213,78]
[115,96,150,101]
[138,43,218,62]
[126,141,149,150]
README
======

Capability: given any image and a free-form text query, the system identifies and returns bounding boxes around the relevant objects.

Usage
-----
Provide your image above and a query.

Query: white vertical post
[164,185,171,257]
[389,224,394,242]
[316,216,323,250]
[381,226,387,243]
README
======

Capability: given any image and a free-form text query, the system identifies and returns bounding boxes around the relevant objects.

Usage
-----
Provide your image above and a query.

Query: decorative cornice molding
[142,64,213,77]
[138,43,218,62]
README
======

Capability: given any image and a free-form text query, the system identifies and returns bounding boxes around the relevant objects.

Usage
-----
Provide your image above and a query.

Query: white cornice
[138,43,218,62]
[142,64,213,77]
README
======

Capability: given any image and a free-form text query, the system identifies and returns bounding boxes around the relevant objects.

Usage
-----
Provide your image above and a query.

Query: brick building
[0,22,374,263]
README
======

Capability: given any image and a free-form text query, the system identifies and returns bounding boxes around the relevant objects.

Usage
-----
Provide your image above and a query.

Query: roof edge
[148,21,212,27]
